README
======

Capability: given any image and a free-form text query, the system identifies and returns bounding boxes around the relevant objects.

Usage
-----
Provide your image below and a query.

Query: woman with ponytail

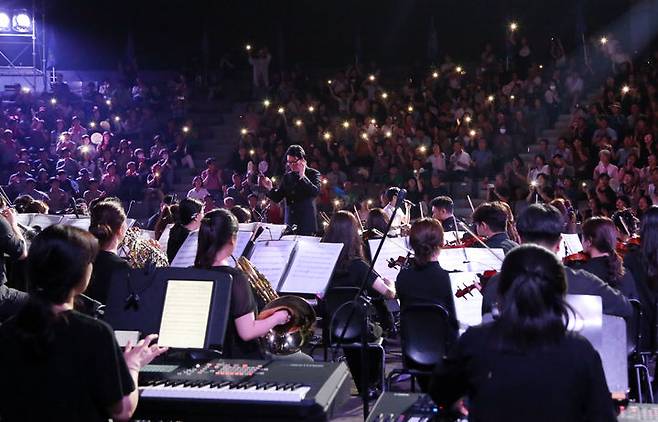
[396,218,458,333]
[0,225,166,421]
[430,245,615,421]
[567,217,639,301]
[87,199,130,304]
[194,209,290,359]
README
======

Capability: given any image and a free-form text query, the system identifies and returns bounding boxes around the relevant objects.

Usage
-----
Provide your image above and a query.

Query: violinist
[567,217,639,301]
[382,187,407,236]
[481,204,632,318]
[471,202,519,254]
[430,196,457,233]
[395,218,458,332]
[611,208,639,246]
[365,208,390,237]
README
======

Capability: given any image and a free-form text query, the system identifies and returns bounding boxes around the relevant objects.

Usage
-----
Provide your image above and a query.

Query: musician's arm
[234,311,290,341]
[0,209,26,260]
[265,177,285,202]
[373,277,396,299]
[296,170,321,197]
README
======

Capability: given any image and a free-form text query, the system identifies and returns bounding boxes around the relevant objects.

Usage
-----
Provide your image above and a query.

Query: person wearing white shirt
[527,155,550,182]
[449,141,471,180]
[593,150,619,181]
[382,187,408,236]
[427,144,447,173]
[187,176,210,201]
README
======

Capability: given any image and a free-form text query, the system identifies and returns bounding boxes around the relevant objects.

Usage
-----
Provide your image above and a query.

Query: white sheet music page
[170,231,199,268]
[449,272,483,330]
[558,233,584,257]
[158,279,214,349]
[233,231,254,259]
[465,248,504,272]
[29,214,64,229]
[281,242,343,294]
[249,240,296,290]
[259,223,287,240]
[60,216,91,230]
[367,237,410,282]
[443,231,466,245]
[238,222,256,232]
[281,235,322,243]
[158,223,174,250]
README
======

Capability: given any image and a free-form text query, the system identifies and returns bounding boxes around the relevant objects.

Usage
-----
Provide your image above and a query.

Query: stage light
[621,85,630,94]
[600,36,608,45]
[0,13,10,32]
[509,22,518,32]
[50,98,57,105]
[263,99,271,108]
[12,10,31,33]
[432,71,439,78]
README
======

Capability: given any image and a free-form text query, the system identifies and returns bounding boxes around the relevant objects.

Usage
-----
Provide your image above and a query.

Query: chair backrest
[325,286,363,344]
[400,303,456,369]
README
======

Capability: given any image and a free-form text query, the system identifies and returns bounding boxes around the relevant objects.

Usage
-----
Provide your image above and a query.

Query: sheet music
[158,279,214,349]
[368,237,410,282]
[16,213,31,226]
[158,223,174,250]
[558,233,584,257]
[449,272,483,330]
[249,240,297,290]
[238,222,256,232]
[139,230,156,241]
[61,216,91,230]
[439,248,504,273]
[170,231,199,268]
[29,214,64,229]
[234,231,254,258]
[443,231,466,245]
[280,242,343,294]
[258,223,287,241]
[280,235,322,243]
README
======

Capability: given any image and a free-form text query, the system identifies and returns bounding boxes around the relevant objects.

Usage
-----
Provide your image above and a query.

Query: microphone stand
[333,189,407,419]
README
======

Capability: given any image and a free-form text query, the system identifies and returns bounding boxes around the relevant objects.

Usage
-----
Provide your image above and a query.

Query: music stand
[104,267,232,350]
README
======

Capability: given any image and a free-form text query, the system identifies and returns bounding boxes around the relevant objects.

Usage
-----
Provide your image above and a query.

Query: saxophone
[236,256,316,355]
[119,227,169,269]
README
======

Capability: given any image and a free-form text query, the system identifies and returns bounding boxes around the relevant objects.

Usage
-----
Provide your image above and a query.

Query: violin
[387,253,413,269]
[362,228,385,241]
[563,252,589,264]
[443,234,487,249]
[455,282,482,300]
[616,236,641,256]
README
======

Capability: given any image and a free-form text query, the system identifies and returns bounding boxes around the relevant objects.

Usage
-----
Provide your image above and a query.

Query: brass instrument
[119,227,169,269]
[236,256,316,355]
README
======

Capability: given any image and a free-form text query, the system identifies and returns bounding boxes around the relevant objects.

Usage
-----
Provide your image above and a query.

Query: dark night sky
[15,0,645,70]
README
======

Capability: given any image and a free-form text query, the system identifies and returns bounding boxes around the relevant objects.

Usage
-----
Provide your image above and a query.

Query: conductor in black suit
[260,145,321,235]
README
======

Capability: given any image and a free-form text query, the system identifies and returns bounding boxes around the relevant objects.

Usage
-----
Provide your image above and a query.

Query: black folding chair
[386,303,456,392]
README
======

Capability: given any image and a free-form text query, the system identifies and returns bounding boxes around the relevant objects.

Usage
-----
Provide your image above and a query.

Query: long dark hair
[321,210,365,272]
[195,209,238,269]
[14,225,99,358]
[582,217,624,287]
[409,218,444,267]
[497,245,569,350]
[88,199,126,249]
[366,208,389,234]
[640,206,658,288]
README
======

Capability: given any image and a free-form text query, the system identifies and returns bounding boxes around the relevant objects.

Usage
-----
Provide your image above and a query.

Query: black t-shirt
[0,216,24,286]
[328,258,377,294]
[0,310,134,422]
[88,251,130,304]
[430,322,616,422]
[396,261,459,332]
[167,224,191,263]
[207,266,262,359]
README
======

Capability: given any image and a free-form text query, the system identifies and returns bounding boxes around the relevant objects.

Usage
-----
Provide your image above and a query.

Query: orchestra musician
[481,204,632,318]
[471,202,519,254]
[365,208,390,237]
[567,217,639,301]
[193,209,291,359]
[382,187,407,236]
[430,196,458,233]
[430,245,616,421]
[260,145,321,235]
[0,196,27,321]
[0,225,167,421]
[396,218,458,333]
[166,197,203,263]
[87,199,131,305]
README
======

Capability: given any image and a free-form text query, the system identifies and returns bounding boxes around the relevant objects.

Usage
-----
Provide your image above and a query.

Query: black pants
[0,284,28,322]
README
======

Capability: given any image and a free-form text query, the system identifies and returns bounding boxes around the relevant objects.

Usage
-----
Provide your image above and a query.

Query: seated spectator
[83,179,104,205]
